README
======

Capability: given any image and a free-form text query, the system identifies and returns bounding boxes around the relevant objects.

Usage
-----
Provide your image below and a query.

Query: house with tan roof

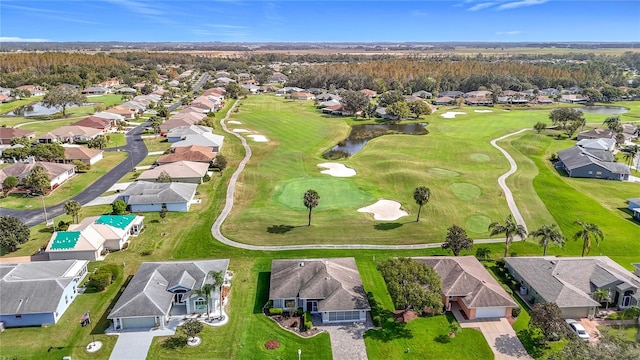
[269,258,370,324]
[289,92,315,100]
[93,111,125,122]
[0,128,35,145]
[73,116,115,132]
[360,89,377,98]
[413,257,517,319]
[433,96,455,105]
[0,162,75,191]
[137,161,209,183]
[166,125,212,143]
[16,85,46,97]
[81,86,110,95]
[160,112,207,133]
[43,125,103,143]
[46,215,144,261]
[106,106,137,119]
[156,145,216,165]
[63,146,104,165]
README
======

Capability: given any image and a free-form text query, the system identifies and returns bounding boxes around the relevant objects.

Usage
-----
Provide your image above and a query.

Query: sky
[0,0,639,43]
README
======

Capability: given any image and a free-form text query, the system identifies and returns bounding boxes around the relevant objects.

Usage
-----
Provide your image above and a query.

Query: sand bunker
[474,110,493,113]
[317,163,356,177]
[247,134,268,142]
[232,128,251,133]
[228,120,242,124]
[440,111,467,119]
[358,199,408,221]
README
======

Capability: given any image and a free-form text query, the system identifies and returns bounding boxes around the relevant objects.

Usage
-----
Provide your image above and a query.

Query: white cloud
[497,0,549,10]
[0,36,49,42]
[496,31,522,35]
[468,2,497,11]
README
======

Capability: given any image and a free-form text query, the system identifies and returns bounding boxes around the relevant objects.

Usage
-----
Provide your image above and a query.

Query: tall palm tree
[303,189,320,226]
[413,186,431,222]
[210,271,224,318]
[194,271,224,320]
[488,215,528,257]
[603,115,621,132]
[529,224,566,256]
[63,200,81,224]
[573,221,604,257]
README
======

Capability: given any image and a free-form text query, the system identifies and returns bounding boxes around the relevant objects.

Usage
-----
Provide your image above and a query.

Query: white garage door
[121,317,156,329]
[327,311,361,322]
[475,307,506,318]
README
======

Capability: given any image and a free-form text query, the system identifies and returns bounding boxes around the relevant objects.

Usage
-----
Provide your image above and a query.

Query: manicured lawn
[274,177,374,210]
[106,133,126,148]
[143,137,172,152]
[0,151,128,210]
[86,94,123,109]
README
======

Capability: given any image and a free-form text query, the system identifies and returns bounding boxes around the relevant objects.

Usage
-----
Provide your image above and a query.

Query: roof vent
[325,276,330,280]
[300,262,304,267]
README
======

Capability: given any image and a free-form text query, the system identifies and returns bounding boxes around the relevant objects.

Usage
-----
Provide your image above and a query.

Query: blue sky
[1,1,639,42]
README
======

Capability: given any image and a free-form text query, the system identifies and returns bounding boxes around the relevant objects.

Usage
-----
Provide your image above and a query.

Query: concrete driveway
[314,316,371,360]
[459,317,531,360]
[108,318,180,360]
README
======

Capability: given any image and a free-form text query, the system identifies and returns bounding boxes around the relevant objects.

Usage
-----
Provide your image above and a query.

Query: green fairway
[274,177,374,210]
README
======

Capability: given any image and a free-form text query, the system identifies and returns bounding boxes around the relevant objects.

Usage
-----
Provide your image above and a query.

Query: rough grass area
[273,177,374,210]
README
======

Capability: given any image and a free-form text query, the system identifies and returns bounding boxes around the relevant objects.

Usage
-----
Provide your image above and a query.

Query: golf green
[273,177,374,210]
[465,214,492,234]
[470,153,491,162]
[449,182,482,200]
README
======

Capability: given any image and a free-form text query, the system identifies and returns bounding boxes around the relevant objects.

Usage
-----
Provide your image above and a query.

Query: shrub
[264,340,280,350]
[268,308,283,315]
[372,315,381,327]
[303,312,312,331]
[57,220,71,231]
[140,250,153,256]
[512,307,522,318]
[501,284,514,296]
[322,150,349,160]
[121,242,129,250]
[87,272,112,291]
[99,264,120,280]
[202,174,211,182]
[296,307,304,316]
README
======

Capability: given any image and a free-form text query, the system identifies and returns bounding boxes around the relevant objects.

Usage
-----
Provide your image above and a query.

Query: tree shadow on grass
[516,328,546,358]
[364,291,413,342]
[374,223,403,231]
[161,335,187,350]
[253,272,271,314]
[267,224,295,234]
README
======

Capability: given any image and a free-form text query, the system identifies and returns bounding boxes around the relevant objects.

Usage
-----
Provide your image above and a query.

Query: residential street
[0,122,149,227]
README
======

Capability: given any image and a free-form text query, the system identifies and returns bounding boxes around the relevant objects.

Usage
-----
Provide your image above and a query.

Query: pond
[3,102,91,117]
[327,122,428,157]
[578,105,628,114]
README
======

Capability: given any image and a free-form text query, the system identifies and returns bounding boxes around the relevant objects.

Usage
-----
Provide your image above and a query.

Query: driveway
[459,317,531,360]
[0,122,148,226]
[108,318,180,360]
[314,316,371,360]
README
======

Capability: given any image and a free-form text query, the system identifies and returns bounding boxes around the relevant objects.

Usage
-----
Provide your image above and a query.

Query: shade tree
[42,85,87,117]
[441,225,473,256]
[377,257,443,314]
[0,216,30,253]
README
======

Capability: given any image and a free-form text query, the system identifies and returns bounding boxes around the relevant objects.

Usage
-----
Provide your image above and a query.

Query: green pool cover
[95,215,136,230]
[51,231,81,250]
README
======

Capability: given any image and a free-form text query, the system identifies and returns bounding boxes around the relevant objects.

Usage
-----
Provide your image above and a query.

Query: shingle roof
[414,257,517,309]
[0,260,88,315]
[166,125,212,138]
[73,116,113,129]
[49,125,103,138]
[121,181,197,204]
[0,162,74,184]
[108,260,229,318]
[64,146,103,161]
[558,146,629,175]
[137,161,209,181]
[0,127,35,140]
[170,132,224,149]
[576,138,615,151]
[505,256,640,308]
[156,145,216,164]
[269,258,370,312]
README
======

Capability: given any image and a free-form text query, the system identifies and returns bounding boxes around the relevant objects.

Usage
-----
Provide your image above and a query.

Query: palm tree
[488,215,528,257]
[573,221,604,257]
[593,289,611,310]
[529,224,566,256]
[303,189,320,226]
[603,115,621,132]
[63,200,82,223]
[210,271,224,318]
[475,247,492,261]
[195,283,215,320]
[413,186,431,222]
[194,271,224,320]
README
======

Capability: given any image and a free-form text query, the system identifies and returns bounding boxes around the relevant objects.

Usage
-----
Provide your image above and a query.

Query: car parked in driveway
[566,319,590,342]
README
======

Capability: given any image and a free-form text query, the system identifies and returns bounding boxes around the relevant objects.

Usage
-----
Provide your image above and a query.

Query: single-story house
[269,258,370,324]
[215,71,231,78]
[317,99,341,108]
[412,90,433,99]
[315,93,341,101]
[0,128,35,145]
[166,125,213,143]
[93,111,125,122]
[97,78,120,88]
[576,138,616,152]
[105,106,137,119]
[628,198,640,220]
[82,86,110,95]
[214,77,236,87]
[540,88,560,96]
[160,112,207,133]
[505,256,640,318]
[556,146,629,181]
[576,128,615,141]
[119,181,198,212]
[189,98,217,113]
[433,96,455,105]
[559,94,588,104]
[45,125,103,143]
[535,96,554,104]
[137,161,209,183]
[115,87,137,94]
[360,89,377,98]
[289,92,315,100]
[414,257,517,319]
[171,132,224,152]
[0,260,89,327]
[464,90,492,98]
[269,72,288,84]
[242,84,260,94]
[438,91,464,98]
[156,145,216,165]
[63,146,104,165]
[16,85,46,97]
[0,161,75,190]
[464,97,493,106]
[108,259,230,330]
[46,215,144,261]
[120,101,147,113]
[73,116,115,132]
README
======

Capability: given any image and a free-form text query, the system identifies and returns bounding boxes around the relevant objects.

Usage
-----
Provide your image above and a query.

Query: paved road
[192,72,210,92]
[210,104,530,250]
[0,122,148,226]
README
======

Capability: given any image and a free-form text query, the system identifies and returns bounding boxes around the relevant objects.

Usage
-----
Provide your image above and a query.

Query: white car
[565,319,590,342]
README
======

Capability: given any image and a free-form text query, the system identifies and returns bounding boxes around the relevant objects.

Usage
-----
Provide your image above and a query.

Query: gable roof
[0,128,35,141]
[121,181,197,204]
[0,162,74,184]
[170,132,224,149]
[577,128,614,139]
[505,256,640,308]
[269,258,370,312]
[108,260,229,318]
[156,145,216,164]
[49,126,103,138]
[137,161,209,181]
[0,260,88,315]
[576,138,615,151]
[64,146,103,161]
[166,125,212,138]
[414,257,517,309]
[73,116,113,129]
[558,146,629,175]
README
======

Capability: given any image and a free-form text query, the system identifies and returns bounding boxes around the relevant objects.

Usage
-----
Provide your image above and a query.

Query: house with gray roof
[118,181,198,212]
[269,258,370,324]
[576,138,615,152]
[0,260,88,327]
[628,198,640,220]
[108,260,229,330]
[556,146,629,181]
[170,132,224,152]
[413,257,517,319]
[577,128,615,141]
[505,256,640,318]
[166,125,213,143]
